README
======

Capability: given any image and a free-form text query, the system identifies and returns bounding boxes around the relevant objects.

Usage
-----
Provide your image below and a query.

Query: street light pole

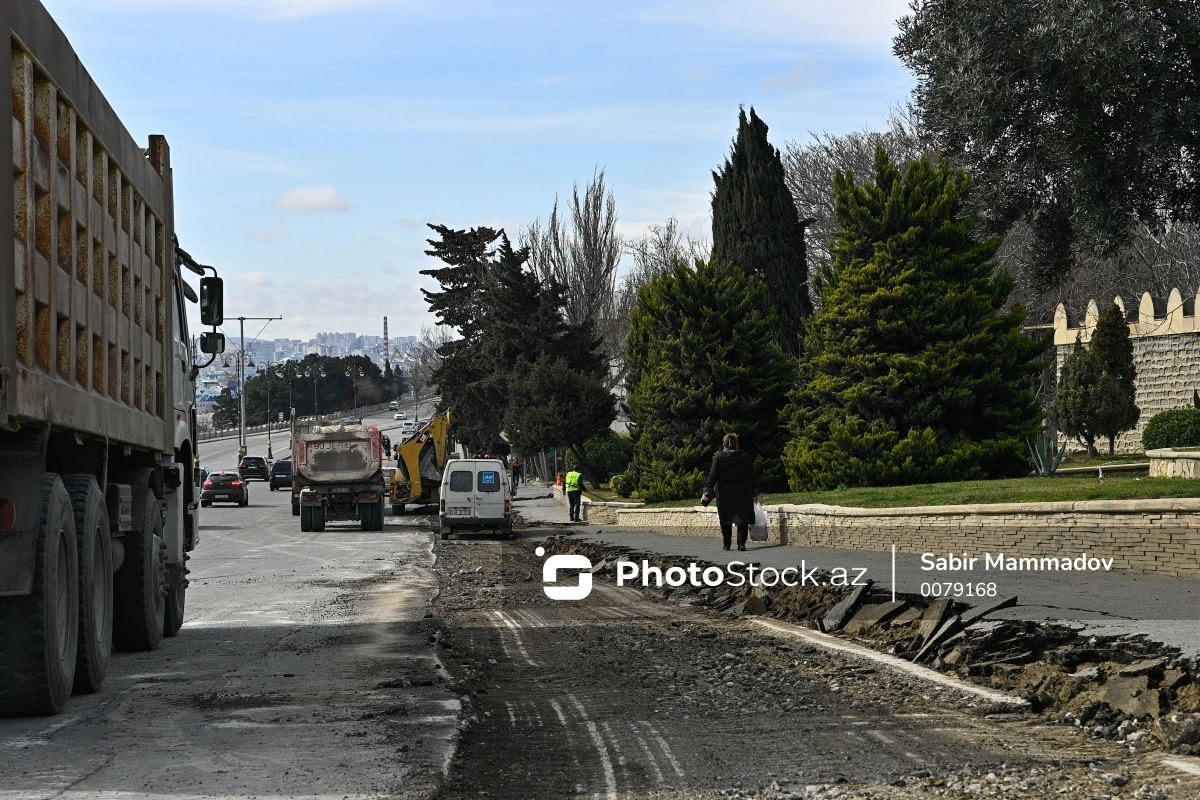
[305,366,327,418]
[263,359,273,460]
[345,366,364,417]
[233,315,282,459]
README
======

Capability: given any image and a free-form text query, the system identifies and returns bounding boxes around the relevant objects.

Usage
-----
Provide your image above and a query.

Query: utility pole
[234,315,282,459]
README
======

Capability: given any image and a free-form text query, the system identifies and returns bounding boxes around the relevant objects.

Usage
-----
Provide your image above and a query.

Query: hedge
[1142,408,1200,450]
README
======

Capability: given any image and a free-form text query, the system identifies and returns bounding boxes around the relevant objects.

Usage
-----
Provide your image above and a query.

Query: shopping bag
[749,503,769,541]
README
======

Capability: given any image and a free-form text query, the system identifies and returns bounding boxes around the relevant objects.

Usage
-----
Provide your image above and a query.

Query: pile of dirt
[541,535,1200,755]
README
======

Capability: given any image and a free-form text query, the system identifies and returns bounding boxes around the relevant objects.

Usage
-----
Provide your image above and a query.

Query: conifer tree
[1052,336,1126,457]
[784,149,1044,490]
[711,107,812,356]
[1089,303,1140,454]
[624,258,794,501]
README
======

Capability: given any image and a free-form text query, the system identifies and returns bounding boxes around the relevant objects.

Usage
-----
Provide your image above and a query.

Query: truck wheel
[112,492,165,652]
[292,502,300,517]
[360,505,373,531]
[62,475,112,694]
[391,504,400,516]
[300,505,313,532]
[375,499,385,531]
[312,507,325,533]
[163,554,187,638]
[0,475,78,716]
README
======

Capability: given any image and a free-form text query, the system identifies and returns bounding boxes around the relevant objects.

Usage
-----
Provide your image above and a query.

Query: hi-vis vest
[564,471,582,492]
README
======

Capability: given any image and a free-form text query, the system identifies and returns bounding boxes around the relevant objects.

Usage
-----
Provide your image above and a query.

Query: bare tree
[521,169,623,377]
[409,324,454,404]
[1009,221,1200,326]
[783,107,933,272]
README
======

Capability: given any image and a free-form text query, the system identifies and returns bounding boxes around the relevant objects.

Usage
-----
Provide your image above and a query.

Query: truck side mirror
[199,276,223,326]
[199,331,225,354]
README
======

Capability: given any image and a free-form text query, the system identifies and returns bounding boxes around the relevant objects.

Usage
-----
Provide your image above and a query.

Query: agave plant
[1028,424,1067,477]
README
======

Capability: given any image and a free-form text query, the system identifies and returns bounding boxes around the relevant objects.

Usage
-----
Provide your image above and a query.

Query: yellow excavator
[389,410,454,514]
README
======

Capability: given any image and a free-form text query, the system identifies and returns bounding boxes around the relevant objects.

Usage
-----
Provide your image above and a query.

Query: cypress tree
[1089,303,1140,454]
[711,107,812,356]
[784,149,1045,490]
[624,258,794,501]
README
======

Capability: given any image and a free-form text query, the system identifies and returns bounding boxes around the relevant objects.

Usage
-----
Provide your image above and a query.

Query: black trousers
[721,521,748,549]
[567,490,582,521]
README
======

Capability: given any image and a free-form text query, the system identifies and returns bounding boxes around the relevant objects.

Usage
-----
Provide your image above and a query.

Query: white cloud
[272,184,352,213]
[635,0,910,49]
[200,271,436,340]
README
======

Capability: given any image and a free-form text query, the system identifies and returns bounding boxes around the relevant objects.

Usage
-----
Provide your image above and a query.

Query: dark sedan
[270,459,293,491]
[239,455,269,481]
[201,471,249,506]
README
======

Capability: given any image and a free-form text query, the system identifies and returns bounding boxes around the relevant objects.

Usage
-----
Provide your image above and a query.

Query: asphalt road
[198,398,439,472]
[0,422,456,800]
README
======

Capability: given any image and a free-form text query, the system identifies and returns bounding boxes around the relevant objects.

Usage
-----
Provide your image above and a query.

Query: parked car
[438,458,511,539]
[393,412,407,420]
[239,455,270,481]
[270,459,293,491]
[201,471,249,507]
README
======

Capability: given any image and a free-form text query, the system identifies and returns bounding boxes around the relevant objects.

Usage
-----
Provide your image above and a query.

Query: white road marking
[550,699,569,726]
[640,721,685,780]
[492,610,537,666]
[630,724,667,785]
[569,695,618,800]
[505,701,517,726]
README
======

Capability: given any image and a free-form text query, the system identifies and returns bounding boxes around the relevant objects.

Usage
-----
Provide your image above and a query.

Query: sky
[39,0,914,343]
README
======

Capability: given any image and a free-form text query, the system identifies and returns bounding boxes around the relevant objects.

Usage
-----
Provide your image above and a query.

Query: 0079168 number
[920,582,997,598]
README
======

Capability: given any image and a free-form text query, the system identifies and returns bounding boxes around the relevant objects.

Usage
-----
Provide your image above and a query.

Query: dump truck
[0,0,226,715]
[390,410,453,514]
[293,420,386,531]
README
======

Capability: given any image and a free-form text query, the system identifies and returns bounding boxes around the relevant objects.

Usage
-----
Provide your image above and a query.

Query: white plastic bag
[749,502,769,542]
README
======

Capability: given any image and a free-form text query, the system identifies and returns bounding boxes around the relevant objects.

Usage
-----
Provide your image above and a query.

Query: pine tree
[711,107,812,356]
[624,258,794,501]
[1089,303,1140,454]
[784,148,1045,490]
[1052,336,1126,457]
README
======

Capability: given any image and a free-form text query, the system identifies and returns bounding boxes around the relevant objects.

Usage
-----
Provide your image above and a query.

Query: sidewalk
[513,486,1200,654]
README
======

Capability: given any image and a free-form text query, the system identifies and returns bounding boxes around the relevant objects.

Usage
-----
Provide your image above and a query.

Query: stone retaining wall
[615,500,1200,578]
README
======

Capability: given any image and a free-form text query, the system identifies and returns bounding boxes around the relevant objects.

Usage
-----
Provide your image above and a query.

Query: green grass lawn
[643,474,1200,509]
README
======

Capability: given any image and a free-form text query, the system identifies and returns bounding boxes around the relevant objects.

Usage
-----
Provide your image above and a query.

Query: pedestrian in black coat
[701,432,759,551]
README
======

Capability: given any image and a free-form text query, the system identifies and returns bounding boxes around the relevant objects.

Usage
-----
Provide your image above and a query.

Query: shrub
[1142,408,1200,450]
[565,431,633,482]
[609,473,634,498]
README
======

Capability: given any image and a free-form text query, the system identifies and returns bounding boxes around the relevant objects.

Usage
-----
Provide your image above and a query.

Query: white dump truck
[0,0,226,715]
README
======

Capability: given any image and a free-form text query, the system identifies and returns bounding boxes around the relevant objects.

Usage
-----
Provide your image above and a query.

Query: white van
[439,458,512,539]
[388,400,399,411]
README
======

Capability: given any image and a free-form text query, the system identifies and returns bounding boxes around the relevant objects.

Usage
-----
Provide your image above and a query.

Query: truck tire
[291,502,300,516]
[163,554,187,638]
[375,498,385,531]
[112,492,165,652]
[312,507,325,533]
[300,505,313,532]
[391,503,401,516]
[0,474,79,716]
[62,475,112,694]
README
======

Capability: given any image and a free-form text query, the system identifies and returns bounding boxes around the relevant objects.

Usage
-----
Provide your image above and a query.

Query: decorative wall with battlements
[1053,288,1200,453]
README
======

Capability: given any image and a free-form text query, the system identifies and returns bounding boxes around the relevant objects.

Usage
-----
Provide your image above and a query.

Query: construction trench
[429,530,1200,799]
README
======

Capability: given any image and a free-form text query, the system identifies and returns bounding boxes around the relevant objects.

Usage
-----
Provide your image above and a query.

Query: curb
[750,617,1030,710]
